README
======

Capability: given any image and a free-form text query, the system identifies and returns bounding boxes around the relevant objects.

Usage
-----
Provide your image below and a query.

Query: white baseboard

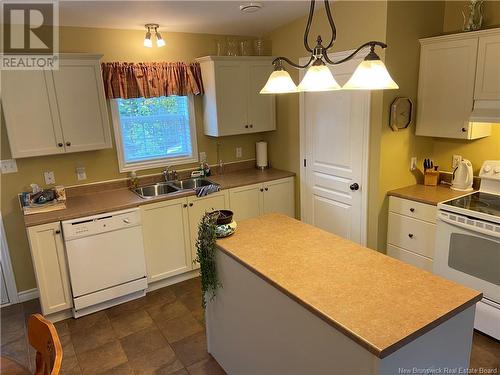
[18,288,39,302]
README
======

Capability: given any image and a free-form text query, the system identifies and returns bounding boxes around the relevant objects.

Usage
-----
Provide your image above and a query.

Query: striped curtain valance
[101,62,204,99]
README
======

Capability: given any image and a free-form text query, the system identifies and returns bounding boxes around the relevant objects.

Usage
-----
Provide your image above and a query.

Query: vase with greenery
[195,212,222,308]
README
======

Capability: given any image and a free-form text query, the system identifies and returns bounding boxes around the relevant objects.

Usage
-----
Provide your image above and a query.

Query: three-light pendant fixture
[144,23,165,48]
[260,0,398,94]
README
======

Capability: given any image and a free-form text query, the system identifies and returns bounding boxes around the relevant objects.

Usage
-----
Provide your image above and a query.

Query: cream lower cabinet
[187,191,229,270]
[386,196,437,272]
[141,191,229,278]
[27,222,72,315]
[141,197,192,283]
[229,177,295,222]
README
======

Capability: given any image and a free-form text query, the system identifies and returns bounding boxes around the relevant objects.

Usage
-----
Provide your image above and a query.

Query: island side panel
[378,305,475,374]
[206,250,380,375]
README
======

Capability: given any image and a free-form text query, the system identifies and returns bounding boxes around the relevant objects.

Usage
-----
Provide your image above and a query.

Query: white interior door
[300,52,370,245]
[0,213,18,306]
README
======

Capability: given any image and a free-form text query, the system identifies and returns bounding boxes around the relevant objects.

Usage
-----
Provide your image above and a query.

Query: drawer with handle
[387,212,436,259]
[386,244,433,272]
[389,196,437,223]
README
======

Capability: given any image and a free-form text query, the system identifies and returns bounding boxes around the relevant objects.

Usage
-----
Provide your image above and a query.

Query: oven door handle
[438,214,500,239]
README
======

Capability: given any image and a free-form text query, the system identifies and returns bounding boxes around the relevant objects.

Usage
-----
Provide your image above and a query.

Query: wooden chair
[27,314,62,375]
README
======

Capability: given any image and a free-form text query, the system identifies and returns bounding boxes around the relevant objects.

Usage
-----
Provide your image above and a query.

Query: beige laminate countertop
[23,168,294,227]
[216,214,482,359]
[387,184,473,205]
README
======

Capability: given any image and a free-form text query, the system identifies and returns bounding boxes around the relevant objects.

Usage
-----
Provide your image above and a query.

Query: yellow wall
[264,1,389,249]
[376,1,445,251]
[1,26,265,292]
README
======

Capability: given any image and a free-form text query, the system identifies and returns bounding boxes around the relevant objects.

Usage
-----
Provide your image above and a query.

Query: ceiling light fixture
[144,24,165,48]
[260,0,398,94]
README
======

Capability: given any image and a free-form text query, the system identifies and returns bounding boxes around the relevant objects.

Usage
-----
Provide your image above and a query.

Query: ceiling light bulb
[144,30,152,48]
[260,67,298,94]
[297,62,341,92]
[156,32,165,47]
[343,52,398,90]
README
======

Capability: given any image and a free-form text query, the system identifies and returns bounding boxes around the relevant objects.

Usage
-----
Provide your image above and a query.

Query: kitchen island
[206,214,482,375]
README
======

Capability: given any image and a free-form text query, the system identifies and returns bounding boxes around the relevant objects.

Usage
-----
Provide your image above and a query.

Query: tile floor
[2,276,499,374]
[1,277,225,374]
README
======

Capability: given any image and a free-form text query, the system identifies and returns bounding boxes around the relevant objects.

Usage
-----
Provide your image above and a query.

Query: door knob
[349,183,359,191]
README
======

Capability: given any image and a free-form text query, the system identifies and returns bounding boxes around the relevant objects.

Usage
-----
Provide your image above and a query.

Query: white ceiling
[59,1,315,36]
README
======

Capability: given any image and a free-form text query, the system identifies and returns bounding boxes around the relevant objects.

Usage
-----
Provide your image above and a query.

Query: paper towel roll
[256,141,268,169]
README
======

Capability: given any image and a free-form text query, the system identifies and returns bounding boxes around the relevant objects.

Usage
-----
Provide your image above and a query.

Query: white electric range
[434,160,500,340]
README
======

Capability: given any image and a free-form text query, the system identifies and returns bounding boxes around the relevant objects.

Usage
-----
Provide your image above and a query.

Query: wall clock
[390,97,413,131]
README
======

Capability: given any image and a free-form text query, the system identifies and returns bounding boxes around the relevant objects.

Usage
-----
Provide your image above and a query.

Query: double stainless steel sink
[132,178,215,199]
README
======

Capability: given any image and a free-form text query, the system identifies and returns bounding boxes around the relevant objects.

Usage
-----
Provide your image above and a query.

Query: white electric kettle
[451,159,473,192]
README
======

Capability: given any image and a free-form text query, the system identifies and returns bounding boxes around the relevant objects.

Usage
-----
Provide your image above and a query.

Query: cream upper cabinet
[228,177,295,221]
[27,222,72,315]
[2,70,65,158]
[197,56,276,137]
[475,33,500,100]
[2,54,111,158]
[187,191,229,269]
[141,197,192,283]
[416,29,500,140]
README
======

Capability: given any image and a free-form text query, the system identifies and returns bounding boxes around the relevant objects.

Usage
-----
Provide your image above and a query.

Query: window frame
[110,95,199,173]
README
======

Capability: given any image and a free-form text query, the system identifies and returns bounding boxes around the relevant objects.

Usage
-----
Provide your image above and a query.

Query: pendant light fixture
[144,24,166,48]
[260,0,398,94]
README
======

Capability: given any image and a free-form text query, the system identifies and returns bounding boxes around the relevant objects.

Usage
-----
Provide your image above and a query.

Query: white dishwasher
[62,208,147,318]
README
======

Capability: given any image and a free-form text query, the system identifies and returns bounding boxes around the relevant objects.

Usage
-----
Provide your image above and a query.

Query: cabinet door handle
[409,208,415,213]
[264,187,268,191]
[183,204,188,208]
[55,230,61,234]
[461,127,467,133]
[66,141,71,146]
[189,203,193,207]
[260,188,264,192]
[57,143,63,147]
[249,124,253,128]
[245,125,249,129]
[408,233,414,239]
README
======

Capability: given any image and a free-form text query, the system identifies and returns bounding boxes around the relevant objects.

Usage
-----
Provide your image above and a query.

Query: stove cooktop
[443,192,500,218]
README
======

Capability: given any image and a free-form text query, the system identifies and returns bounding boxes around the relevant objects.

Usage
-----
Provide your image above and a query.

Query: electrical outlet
[236,147,242,158]
[410,156,417,171]
[44,171,56,185]
[0,159,18,174]
[452,155,462,169]
[76,167,87,181]
[199,152,207,163]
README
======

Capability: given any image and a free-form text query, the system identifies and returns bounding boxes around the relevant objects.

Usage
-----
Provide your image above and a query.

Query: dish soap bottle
[129,171,139,189]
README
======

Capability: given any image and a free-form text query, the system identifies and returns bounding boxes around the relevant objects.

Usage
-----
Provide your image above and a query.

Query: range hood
[469,100,500,123]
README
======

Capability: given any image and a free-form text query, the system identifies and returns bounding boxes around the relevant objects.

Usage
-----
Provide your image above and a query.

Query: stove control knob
[494,167,500,174]
[483,165,492,173]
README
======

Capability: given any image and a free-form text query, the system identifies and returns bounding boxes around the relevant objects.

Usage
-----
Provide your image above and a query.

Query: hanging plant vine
[195,212,222,308]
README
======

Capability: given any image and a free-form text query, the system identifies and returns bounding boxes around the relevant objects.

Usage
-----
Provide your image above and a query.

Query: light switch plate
[452,155,462,169]
[76,167,87,181]
[410,156,417,171]
[0,159,18,174]
[236,147,242,158]
[44,171,56,185]
[199,152,207,163]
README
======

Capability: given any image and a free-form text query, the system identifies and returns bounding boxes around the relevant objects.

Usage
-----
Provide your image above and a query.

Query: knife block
[424,170,439,186]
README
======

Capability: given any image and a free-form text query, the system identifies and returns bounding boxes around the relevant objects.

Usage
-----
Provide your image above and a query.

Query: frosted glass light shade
[298,64,341,92]
[156,32,166,47]
[144,32,152,48]
[343,59,398,90]
[260,69,298,94]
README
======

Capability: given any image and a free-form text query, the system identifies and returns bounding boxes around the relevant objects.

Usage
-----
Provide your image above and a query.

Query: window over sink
[111,96,198,172]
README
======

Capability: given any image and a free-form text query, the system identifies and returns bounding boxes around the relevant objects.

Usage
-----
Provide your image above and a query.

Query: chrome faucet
[163,166,178,181]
